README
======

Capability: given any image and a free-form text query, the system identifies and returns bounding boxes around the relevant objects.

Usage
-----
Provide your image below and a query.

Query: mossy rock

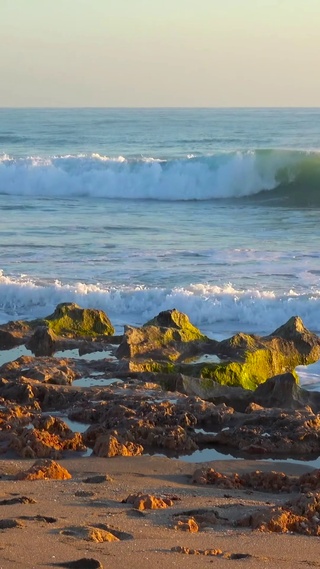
[32,303,114,338]
[116,309,207,360]
[127,343,301,390]
[128,359,178,374]
[144,309,207,342]
[198,348,300,391]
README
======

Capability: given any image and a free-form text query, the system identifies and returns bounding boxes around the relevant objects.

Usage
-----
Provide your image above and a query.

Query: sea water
[1,108,320,388]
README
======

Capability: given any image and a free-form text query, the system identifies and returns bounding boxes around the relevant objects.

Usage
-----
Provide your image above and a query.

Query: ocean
[1,107,320,390]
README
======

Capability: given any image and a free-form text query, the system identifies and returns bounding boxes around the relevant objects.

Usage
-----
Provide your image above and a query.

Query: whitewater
[1,107,320,387]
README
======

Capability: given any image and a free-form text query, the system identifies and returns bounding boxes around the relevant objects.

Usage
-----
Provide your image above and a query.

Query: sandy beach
[0,455,319,569]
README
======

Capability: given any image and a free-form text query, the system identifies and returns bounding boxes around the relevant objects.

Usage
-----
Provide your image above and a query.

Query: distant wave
[0,272,319,336]
[0,150,319,203]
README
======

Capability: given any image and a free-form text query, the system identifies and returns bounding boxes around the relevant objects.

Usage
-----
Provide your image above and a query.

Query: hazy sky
[1,0,320,107]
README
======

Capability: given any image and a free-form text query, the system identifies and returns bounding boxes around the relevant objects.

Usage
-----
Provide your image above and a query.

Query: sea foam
[1,149,317,201]
[0,272,319,336]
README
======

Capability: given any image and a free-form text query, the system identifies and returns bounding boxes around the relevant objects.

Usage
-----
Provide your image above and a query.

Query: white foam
[0,272,320,337]
[0,150,305,200]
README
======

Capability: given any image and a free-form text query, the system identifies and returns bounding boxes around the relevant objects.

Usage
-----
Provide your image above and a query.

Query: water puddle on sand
[54,347,118,361]
[183,353,221,364]
[152,447,320,469]
[73,376,121,388]
[0,345,118,366]
[41,412,90,433]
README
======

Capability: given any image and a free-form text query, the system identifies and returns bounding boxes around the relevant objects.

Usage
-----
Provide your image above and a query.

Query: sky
[1,0,320,107]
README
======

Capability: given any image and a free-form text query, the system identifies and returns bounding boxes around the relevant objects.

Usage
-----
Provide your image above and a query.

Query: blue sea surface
[0,107,320,389]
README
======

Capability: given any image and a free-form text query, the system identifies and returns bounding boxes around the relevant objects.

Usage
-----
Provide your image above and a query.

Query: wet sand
[0,455,318,569]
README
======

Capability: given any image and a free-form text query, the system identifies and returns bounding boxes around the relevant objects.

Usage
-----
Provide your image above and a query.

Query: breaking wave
[0,273,320,336]
[0,149,319,204]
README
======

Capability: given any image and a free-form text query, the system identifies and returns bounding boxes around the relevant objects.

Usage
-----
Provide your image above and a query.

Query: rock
[182,375,252,410]
[211,405,320,455]
[0,355,79,385]
[14,459,72,480]
[26,326,58,356]
[0,320,32,344]
[40,302,114,337]
[83,474,113,484]
[10,420,86,459]
[244,492,320,535]
[34,415,73,436]
[172,546,222,556]
[298,469,320,492]
[93,432,143,458]
[116,309,207,359]
[123,493,174,510]
[144,309,206,337]
[0,303,115,342]
[0,329,22,349]
[153,425,198,452]
[192,468,243,489]
[174,517,199,532]
[182,372,320,413]
[84,527,119,542]
[254,372,320,412]
[0,496,36,505]
[193,467,320,495]
[180,316,320,390]
[270,315,320,350]
[61,525,119,542]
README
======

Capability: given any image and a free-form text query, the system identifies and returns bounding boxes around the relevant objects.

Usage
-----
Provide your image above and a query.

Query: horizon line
[1,105,320,110]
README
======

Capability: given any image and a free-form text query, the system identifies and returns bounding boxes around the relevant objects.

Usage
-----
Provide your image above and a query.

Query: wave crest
[0,150,319,203]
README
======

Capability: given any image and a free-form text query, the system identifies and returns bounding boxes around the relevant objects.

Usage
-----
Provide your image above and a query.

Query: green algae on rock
[120,315,320,391]
[37,303,115,338]
[144,309,207,341]
[116,309,207,359]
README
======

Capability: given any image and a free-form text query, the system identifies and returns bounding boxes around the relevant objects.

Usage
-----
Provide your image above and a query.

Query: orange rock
[174,517,199,532]
[14,459,72,480]
[123,492,173,510]
[93,433,143,458]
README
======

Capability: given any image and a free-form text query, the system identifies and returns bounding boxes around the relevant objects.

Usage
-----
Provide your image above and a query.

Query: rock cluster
[0,305,319,463]
[192,467,320,493]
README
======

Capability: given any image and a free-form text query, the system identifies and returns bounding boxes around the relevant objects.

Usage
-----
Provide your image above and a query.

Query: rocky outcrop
[1,308,320,462]
[123,493,174,510]
[10,415,86,458]
[183,372,320,412]
[0,329,22,349]
[26,326,58,356]
[0,320,31,346]
[92,431,143,457]
[0,355,79,385]
[192,467,320,493]
[39,303,115,337]
[0,303,115,343]
[116,309,207,360]
[173,517,199,532]
[116,313,320,390]
[210,405,320,456]
[239,492,320,535]
[61,526,119,543]
[14,459,72,480]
